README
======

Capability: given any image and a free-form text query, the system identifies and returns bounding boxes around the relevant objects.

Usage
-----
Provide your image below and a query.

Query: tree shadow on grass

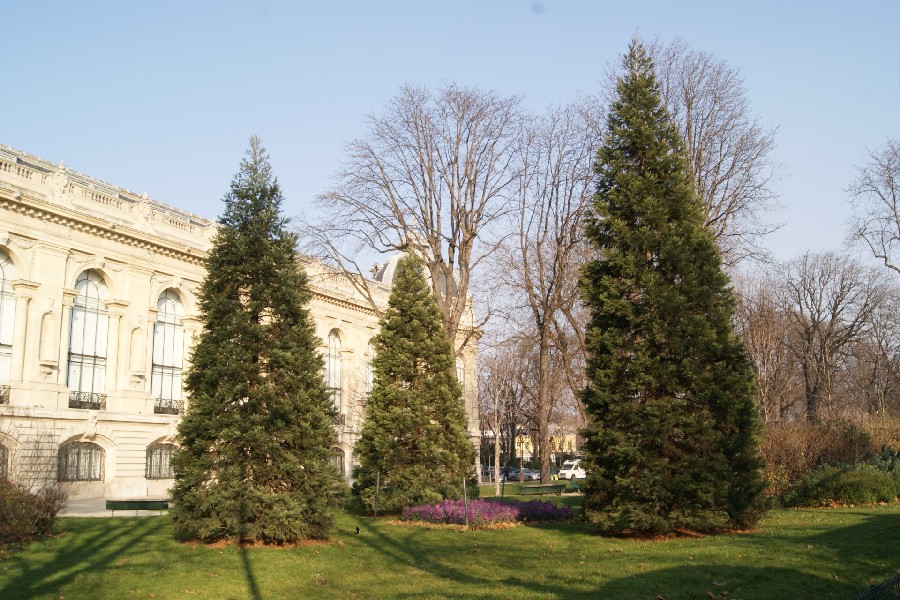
[348,514,506,595]
[347,513,611,598]
[343,507,900,599]
[237,493,263,600]
[0,517,165,600]
[589,564,856,600]
[237,544,263,600]
[802,509,900,591]
[585,509,900,599]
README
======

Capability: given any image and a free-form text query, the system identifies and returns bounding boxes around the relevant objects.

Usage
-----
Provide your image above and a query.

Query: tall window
[331,447,345,477]
[146,442,175,479]
[456,357,465,387]
[326,331,342,411]
[68,271,108,410]
[0,251,15,386]
[152,291,184,415]
[58,441,104,481]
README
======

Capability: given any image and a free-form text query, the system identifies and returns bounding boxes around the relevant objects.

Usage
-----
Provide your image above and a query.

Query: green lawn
[1,497,898,599]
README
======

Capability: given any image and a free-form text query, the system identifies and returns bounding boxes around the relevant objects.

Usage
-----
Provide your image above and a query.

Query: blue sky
[5,1,899,263]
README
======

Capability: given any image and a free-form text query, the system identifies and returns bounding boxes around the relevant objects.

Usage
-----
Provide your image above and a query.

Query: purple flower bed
[401,498,572,525]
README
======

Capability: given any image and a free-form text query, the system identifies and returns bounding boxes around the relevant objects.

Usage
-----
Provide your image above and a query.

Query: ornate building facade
[0,144,478,500]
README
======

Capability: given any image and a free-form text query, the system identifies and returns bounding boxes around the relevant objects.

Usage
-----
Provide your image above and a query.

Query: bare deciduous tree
[848,138,900,274]
[734,273,799,422]
[844,284,900,417]
[658,39,781,265]
[595,37,781,266]
[477,343,521,495]
[781,252,885,422]
[496,105,593,482]
[307,84,524,348]
[550,298,589,424]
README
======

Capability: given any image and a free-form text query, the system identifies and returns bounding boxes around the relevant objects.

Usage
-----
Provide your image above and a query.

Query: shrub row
[0,481,68,548]
[784,446,900,507]
[760,419,877,499]
[401,498,572,525]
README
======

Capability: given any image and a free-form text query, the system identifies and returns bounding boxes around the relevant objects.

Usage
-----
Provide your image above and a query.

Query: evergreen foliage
[579,41,767,534]
[353,254,476,513]
[170,137,345,543]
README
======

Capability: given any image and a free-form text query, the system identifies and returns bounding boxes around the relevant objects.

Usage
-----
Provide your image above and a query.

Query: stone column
[57,289,78,386]
[179,315,201,412]
[105,301,128,393]
[9,280,38,383]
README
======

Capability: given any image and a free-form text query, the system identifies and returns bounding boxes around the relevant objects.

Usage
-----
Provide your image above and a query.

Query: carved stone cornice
[11,279,39,297]
[310,289,380,316]
[0,193,209,266]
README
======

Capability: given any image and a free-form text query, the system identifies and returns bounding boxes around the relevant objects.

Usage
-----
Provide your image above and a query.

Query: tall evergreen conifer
[353,254,476,512]
[580,42,767,533]
[170,137,345,543]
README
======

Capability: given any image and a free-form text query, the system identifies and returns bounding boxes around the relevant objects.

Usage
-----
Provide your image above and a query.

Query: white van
[558,459,586,480]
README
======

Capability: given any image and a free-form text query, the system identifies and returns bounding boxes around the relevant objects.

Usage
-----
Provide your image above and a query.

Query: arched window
[326,331,342,411]
[331,447,345,477]
[365,340,375,395]
[68,271,108,410]
[0,444,8,480]
[58,441,104,481]
[146,442,176,479]
[0,251,16,387]
[152,291,184,415]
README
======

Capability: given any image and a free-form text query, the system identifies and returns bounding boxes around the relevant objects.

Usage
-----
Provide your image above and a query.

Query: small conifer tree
[580,41,767,533]
[353,254,476,512]
[170,137,345,543]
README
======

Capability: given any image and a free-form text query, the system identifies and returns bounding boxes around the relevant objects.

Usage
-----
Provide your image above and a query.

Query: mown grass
[1,496,898,599]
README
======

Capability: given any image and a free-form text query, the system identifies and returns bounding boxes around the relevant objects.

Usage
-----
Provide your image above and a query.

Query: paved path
[63,497,169,518]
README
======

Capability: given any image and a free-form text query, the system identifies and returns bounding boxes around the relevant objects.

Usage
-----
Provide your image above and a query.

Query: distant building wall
[0,144,478,499]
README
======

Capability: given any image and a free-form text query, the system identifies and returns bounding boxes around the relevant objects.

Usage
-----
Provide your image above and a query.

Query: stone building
[0,143,478,500]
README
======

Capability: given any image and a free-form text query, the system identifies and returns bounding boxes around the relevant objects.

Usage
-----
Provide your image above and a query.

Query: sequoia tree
[170,137,345,543]
[352,254,476,512]
[580,42,766,534]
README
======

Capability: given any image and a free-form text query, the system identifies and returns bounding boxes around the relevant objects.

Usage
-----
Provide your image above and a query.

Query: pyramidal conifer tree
[353,254,476,512]
[580,41,767,534]
[170,137,345,543]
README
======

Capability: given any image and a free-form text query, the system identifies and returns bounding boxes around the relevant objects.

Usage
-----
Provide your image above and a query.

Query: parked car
[521,469,541,481]
[558,459,586,480]
[499,466,520,481]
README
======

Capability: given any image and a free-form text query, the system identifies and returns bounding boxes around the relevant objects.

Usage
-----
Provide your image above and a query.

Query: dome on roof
[371,251,457,296]
[372,252,406,286]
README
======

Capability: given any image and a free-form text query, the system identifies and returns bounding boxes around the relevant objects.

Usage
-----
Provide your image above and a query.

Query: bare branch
[306,84,525,348]
[848,138,900,275]
[593,37,782,267]
[779,251,886,421]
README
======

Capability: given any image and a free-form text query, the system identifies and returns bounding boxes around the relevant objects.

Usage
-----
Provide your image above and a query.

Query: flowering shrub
[515,499,574,522]
[401,498,572,525]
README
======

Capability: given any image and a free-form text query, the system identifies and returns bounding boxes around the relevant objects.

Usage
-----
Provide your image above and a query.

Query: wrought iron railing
[0,385,9,405]
[154,398,184,415]
[68,391,107,410]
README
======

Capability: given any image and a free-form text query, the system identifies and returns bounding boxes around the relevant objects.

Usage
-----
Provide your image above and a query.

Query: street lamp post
[518,432,525,482]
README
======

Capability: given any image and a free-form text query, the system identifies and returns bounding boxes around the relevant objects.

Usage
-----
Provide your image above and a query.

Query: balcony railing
[0,385,9,405]
[68,391,107,410]
[154,398,184,415]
